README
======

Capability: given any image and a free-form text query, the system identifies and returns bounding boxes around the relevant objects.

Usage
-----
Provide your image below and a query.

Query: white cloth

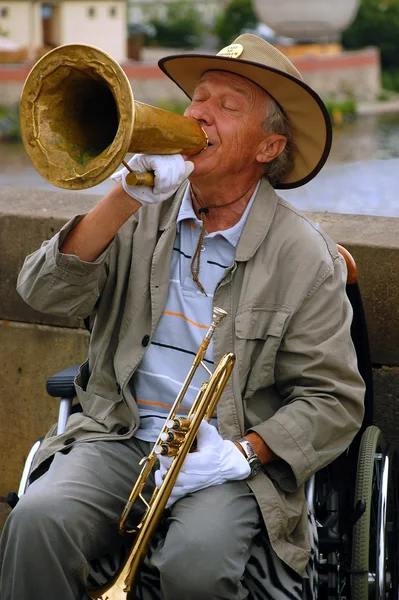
[155,420,251,508]
[111,154,194,204]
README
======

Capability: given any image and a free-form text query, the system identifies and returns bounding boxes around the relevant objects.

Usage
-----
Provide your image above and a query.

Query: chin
[190,153,217,177]
[189,165,212,180]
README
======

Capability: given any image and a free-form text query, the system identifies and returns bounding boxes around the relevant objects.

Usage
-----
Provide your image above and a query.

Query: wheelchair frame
[307,249,399,599]
[8,249,399,600]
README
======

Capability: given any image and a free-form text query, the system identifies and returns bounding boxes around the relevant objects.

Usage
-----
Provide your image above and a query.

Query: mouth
[202,130,214,149]
[194,138,215,158]
[196,141,214,157]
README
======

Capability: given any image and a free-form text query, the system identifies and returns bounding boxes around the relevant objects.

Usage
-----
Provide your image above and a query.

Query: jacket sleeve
[250,254,366,492]
[16,215,114,318]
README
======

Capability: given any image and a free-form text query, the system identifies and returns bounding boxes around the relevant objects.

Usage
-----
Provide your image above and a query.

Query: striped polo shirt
[131,182,259,442]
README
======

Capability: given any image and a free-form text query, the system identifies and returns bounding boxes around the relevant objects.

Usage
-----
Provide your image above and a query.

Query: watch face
[249,456,262,477]
[252,463,262,476]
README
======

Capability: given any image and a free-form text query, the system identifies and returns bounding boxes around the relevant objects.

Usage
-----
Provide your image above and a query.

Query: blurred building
[0,0,127,62]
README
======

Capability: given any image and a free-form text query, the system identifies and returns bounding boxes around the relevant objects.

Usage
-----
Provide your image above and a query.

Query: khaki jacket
[17,179,365,575]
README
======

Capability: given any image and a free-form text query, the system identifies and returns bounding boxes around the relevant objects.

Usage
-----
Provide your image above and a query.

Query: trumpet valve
[160,431,185,444]
[166,417,191,431]
[154,443,179,457]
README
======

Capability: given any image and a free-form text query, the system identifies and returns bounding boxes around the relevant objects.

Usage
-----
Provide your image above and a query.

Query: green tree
[149,0,204,49]
[342,0,399,69]
[214,0,258,47]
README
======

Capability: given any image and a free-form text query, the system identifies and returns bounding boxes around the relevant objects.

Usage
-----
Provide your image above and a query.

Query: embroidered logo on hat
[217,43,244,59]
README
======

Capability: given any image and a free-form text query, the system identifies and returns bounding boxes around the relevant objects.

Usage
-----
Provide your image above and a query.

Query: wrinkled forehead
[196,69,270,100]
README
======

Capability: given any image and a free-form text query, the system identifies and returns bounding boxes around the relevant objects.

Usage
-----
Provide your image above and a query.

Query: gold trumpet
[87,307,235,600]
[19,44,208,190]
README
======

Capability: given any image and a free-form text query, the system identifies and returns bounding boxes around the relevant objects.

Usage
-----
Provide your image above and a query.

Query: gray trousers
[0,437,262,600]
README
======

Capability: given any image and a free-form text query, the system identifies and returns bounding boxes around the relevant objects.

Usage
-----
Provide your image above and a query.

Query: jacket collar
[158,182,189,231]
[235,178,279,262]
[158,178,279,262]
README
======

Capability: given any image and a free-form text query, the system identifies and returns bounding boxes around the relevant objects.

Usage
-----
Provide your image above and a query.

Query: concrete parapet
[1,187,398,364]
[0,186,97,328]
[0,186,398,533]
[373,367,399,447]
[306,211,399,366]
[293,48,381,102]
[0,319,89,531]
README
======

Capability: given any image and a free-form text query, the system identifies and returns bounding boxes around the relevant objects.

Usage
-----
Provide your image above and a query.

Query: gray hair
[261,95,296,187]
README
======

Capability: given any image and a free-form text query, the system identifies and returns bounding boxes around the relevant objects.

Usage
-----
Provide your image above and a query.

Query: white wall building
[0,0,127,62]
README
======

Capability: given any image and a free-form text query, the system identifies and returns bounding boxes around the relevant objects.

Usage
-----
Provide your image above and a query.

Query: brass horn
[19,44,208,190]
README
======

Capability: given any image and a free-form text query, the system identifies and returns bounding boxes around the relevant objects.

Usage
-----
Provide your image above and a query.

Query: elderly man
[0,34,364,600]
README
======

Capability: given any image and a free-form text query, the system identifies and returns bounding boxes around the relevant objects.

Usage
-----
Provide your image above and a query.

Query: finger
[128,154,148,173]
[154,470,163,488]
[158,456,174,472]
[196,419,218,445]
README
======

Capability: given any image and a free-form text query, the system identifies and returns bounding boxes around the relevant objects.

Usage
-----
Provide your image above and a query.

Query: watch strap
[236,438,262,478]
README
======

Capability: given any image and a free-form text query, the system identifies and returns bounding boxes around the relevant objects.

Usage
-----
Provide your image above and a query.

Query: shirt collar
[176,182,260,248]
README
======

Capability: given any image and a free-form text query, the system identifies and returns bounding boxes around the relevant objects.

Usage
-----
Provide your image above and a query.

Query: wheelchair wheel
[351,426,399,600]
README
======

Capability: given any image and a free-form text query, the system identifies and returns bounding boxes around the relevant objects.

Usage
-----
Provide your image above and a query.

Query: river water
[1,113,399,217]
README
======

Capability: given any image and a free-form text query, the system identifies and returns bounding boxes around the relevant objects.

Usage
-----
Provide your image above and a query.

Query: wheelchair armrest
[337,244,357,284]
[46,365,79,399]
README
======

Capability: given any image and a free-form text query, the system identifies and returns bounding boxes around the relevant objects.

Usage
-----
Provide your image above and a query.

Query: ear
[256,134,287,164]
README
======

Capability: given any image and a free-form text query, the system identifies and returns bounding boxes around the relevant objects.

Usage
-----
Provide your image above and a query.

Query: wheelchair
[7,246,399,600]
[307,246,399,600]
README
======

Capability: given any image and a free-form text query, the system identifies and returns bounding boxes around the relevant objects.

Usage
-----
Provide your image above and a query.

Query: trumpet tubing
[19,44,208,190]
[87,307,236,600]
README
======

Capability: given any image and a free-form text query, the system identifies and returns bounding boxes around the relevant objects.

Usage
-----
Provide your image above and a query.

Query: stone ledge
[0,48,380,81]
[306,211,399,366]
[0,187,97,328]
[373,367,399,450]
[0,48,381,107]
[1,186,398,365]
[0,320,89,507]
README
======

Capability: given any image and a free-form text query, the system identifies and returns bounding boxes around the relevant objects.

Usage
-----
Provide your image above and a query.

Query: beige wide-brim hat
[158,34,332,189]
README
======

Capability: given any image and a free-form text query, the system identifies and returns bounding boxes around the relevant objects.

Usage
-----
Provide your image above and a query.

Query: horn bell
[19,44,207,190]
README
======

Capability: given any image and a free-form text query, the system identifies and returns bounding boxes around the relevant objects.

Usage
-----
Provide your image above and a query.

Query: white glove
[111,154,194,205]
[155,420,251,508]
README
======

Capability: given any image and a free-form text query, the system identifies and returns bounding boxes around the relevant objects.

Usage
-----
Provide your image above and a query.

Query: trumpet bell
[20,44,207,190]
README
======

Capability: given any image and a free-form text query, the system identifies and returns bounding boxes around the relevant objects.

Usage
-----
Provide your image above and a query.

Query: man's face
[184,70,277,181]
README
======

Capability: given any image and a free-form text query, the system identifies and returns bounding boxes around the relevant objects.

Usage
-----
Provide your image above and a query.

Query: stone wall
[295,48,381,102]
[0,47,381,108]
[0,186,398,532]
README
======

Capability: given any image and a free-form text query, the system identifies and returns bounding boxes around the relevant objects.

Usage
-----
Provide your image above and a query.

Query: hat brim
[158,54,332,189]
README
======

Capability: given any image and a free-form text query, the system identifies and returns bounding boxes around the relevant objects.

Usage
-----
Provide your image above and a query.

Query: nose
[185,99,215,127]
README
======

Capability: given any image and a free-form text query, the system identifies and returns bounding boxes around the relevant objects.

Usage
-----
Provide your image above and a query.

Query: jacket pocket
[74,359,119,423]
[235,308,290,393]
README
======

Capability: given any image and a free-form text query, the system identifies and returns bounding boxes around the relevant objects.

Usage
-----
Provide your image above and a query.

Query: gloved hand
[154,420,251,508]
[111,154,194,205]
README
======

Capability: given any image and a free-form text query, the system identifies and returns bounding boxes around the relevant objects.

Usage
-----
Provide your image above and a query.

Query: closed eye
[192,94,209,103]
[222,103,241,112]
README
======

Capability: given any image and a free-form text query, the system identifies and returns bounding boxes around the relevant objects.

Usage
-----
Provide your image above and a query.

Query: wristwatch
[236,438,262,478]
